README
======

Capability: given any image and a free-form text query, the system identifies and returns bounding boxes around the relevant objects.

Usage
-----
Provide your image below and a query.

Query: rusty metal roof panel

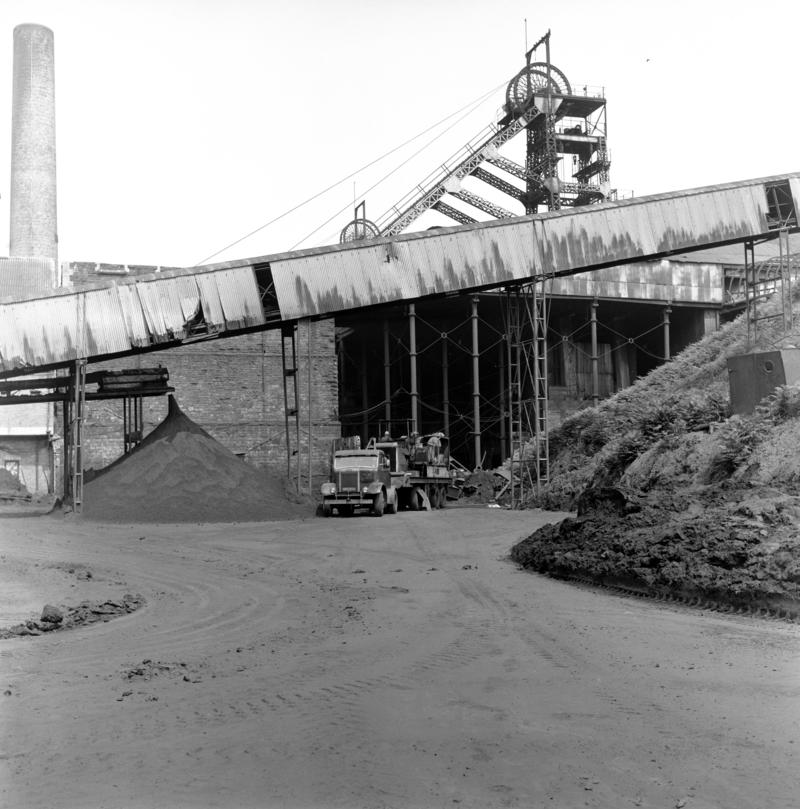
[210,266,266,330]
[271,220,539,320]
[81,287,138,356]
[135,276,201,341]
[0,268,266,374]
[547,260,724,304]
[536,203,663,274]
[194,272,226,326]
[0,292,123,371]
[114,284,151,347]
[649,189,764,254]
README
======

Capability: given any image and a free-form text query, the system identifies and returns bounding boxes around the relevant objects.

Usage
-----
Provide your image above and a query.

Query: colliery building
[1,24,798,503]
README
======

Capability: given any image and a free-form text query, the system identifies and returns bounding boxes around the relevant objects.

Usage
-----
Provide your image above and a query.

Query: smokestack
[10,23,57,265]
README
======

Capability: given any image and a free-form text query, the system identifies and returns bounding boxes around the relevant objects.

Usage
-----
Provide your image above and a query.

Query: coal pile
[83,396,308,523]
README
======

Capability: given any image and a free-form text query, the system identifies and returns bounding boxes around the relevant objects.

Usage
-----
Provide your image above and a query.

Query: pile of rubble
[0,468,31,503]
[512,486,800,613]
[0,594,145,639]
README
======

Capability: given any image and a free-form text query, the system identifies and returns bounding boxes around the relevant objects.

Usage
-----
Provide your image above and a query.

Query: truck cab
[320,448,398,517]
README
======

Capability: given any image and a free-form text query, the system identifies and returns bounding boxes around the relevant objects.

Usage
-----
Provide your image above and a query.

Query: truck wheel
[322,503,332,517]
[429,485,440,509]
[338,505,353,517]
[386,495,397,514]
[408,489,419,511]
[372,492,385,517]
[439,486,448,508]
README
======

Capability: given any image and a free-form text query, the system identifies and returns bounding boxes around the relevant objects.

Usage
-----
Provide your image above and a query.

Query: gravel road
[1,508,798,809]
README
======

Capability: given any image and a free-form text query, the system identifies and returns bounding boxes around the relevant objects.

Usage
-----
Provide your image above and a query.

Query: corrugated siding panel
[547,261,723,303]
[268,178,800,319]
[0,266,268,373]
[537,205,655,274]
[272,219,539,320]
[82,288,134,356]
[1,297,67,368]
[212,267,267,329]
[136,276,200,340]
[194,273,226,326]
[115,284,151,346]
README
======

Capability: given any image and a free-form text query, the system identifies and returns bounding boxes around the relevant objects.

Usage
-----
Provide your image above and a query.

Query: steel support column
[590,299,599,407]
[69,358,87,513]
[383,319,392,425]
[745,240,756,348]
[280,324,301,487]
[409,304,419,433]
[471,297,482,468]
[441,333,450,440]
[123,395,143,454]
[307,320,313,495]
[498,340,507,462]
[361,340,369,442]
[663,305,671,361]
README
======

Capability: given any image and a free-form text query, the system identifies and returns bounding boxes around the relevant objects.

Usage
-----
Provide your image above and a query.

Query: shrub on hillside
[703,415,768,483]
[765,384,800,422]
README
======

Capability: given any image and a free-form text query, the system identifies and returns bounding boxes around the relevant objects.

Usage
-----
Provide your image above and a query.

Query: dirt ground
[1,507,799,809]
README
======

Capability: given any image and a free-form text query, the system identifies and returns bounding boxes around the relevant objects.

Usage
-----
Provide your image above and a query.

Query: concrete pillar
[11,24,58,264]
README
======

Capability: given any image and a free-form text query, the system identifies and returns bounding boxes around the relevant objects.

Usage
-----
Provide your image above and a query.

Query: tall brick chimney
[10,23,57,265]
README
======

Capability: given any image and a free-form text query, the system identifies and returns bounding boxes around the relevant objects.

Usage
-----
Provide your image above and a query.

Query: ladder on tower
[281,323,301,490]
[504,280,550,507]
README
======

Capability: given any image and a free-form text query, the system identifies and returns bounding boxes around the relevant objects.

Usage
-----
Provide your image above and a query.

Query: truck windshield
[333,455,379,471]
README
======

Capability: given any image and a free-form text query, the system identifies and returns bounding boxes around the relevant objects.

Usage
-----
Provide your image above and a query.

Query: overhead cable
[195,80,505,265]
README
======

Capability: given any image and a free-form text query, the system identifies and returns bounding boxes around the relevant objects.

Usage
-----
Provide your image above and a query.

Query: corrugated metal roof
[271,174,794,319]
[1,172,798,375]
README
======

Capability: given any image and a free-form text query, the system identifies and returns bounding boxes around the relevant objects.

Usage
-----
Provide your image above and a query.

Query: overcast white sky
[0,0,798,268]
